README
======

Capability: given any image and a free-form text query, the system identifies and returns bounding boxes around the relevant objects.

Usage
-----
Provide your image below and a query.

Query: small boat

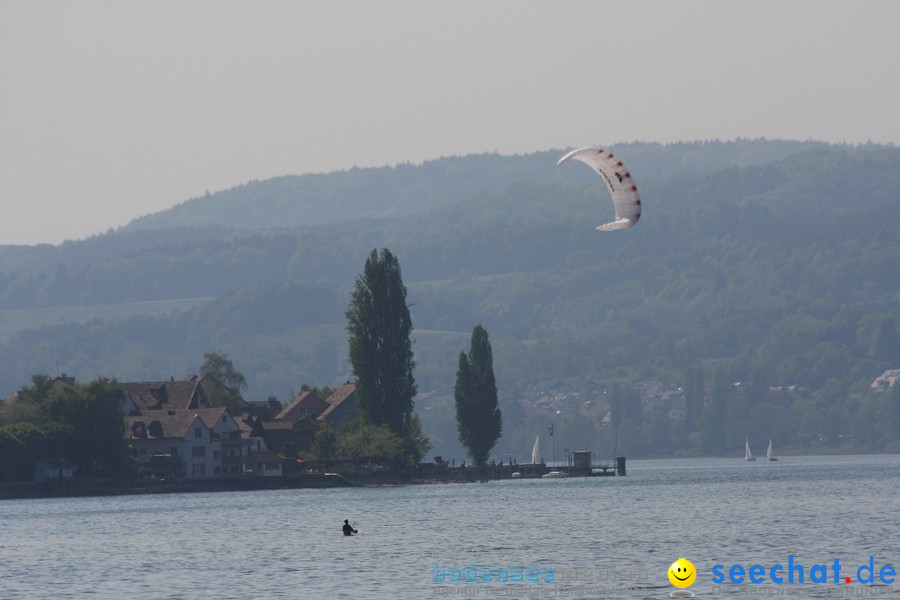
[542,470,568,479]
[767,440,778,461]
[511,472,522,479]
[745,437,756,462]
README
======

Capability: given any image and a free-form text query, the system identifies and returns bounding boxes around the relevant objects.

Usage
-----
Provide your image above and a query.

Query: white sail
[745,437,756,461]
[531,435,540,464]
[767,440,777,461]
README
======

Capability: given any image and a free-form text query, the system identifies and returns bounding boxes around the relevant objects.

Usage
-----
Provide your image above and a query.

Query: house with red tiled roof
[121,379,210,415]
[260,417,319,455]
[253,386,359,456]
[194,408,249,477]
[125,411,214,479]
[276,390,328,422]
[123,377,283,479]
[317,383,359,427]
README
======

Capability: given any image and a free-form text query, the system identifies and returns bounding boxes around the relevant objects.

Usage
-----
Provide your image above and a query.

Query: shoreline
[3,450,897,501]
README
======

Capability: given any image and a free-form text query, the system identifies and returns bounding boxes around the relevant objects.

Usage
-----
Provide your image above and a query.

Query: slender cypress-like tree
[346,248,417,439]
[454,325,502,466]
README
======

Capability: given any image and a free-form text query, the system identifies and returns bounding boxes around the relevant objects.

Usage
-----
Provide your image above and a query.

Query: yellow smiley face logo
[668,558,696,588]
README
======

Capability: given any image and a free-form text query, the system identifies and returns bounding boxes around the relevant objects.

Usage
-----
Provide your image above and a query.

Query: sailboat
[745,437,756,462]
[531,435,540,465]
[767,440,778,461]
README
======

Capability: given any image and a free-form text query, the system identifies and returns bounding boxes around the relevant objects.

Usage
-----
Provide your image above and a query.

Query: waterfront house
[34,457,74,483]
[276,390,328,421]
[126,411,216,479]
[317,383,359,427]
[121,379,210,415]
[194,408,248,477]
[259,417,320,455]
[246,451,283,477]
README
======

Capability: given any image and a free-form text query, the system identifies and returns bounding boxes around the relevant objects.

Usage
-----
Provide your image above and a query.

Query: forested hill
[0,139,836,278]
[121,139,823,234]
[0,140,898,456]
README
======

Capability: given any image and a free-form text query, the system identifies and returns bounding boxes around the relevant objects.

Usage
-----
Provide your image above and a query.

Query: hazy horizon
[3,1,899,246]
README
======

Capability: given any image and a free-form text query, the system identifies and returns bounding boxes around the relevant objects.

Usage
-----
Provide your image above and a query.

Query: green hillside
[1,140,898,459]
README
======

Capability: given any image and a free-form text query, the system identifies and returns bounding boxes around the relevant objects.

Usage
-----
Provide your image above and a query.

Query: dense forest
[1,140,898,461]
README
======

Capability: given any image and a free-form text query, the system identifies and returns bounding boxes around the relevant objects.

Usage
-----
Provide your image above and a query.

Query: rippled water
[1,454,898,599]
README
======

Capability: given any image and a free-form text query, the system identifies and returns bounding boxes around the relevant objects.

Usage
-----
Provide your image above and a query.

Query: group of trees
[0,376,129,481]
[337,248,502,466]
[599,363,900,458]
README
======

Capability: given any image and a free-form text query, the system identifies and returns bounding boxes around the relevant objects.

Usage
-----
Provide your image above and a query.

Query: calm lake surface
[1,454,898,599]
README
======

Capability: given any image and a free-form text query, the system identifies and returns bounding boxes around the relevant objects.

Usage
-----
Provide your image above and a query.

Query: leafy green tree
[0,429,30,480]
[454,325,502,466]
[200,351,247,406]
[301,384,335,400]
[684,364,704,431]
[339,424,405,463]
[48,378,128,477]
[609,383,643,431]
[700,367,728,455]
[346,249,418,441]
[406,413,432,464]
[312,423,338,465]
[873,318,900,363]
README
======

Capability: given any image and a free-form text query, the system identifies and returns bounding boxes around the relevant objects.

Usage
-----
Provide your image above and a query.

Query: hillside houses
[871,369,900,393]
[122,377,359,480]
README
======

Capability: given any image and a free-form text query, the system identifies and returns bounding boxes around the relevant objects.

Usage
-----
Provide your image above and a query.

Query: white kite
[557,146,641,231]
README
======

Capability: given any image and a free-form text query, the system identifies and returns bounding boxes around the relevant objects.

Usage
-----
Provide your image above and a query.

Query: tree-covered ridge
[0,140,898,457]
[120,139,823,234]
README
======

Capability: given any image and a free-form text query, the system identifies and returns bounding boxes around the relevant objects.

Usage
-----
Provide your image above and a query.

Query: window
[192,464,206,476]
[192,446,206,458]
[213,450,220,459]
[194,427,202,439]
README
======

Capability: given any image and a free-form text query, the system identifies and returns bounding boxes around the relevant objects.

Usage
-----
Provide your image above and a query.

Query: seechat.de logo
[711,555,896,585]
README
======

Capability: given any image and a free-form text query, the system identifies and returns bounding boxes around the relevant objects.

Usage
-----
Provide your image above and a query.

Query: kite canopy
[557,146,641,231]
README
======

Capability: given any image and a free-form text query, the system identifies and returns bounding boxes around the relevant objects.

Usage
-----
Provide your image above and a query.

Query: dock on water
[420,453,625,483]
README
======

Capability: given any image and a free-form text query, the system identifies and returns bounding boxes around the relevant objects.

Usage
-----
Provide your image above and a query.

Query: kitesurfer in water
[343,519,357,536]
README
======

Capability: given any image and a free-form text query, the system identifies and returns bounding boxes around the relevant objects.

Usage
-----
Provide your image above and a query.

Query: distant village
[12,374,360,484]
[13,368,899,484]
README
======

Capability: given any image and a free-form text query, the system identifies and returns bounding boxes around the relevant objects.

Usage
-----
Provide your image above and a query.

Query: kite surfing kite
[557,146,641,231]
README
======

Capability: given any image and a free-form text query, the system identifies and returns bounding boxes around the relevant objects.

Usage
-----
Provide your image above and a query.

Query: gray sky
[2,1,898,246]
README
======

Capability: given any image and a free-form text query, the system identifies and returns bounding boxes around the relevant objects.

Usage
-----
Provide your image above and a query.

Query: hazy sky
[2,1,899,246]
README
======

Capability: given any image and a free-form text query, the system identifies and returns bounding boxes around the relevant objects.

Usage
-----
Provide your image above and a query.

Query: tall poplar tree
[346,248,417,439]
[454,325,502,466]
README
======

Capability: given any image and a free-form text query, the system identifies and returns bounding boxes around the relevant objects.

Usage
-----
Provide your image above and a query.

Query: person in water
[343,519,357,536]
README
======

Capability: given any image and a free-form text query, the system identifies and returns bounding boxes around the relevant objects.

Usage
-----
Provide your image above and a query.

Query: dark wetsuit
[343,521,357,536]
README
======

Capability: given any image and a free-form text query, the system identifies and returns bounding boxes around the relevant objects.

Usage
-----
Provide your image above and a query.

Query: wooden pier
[419,455,625,483]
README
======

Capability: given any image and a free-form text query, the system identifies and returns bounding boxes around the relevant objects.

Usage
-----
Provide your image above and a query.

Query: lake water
[1,454,898,599]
